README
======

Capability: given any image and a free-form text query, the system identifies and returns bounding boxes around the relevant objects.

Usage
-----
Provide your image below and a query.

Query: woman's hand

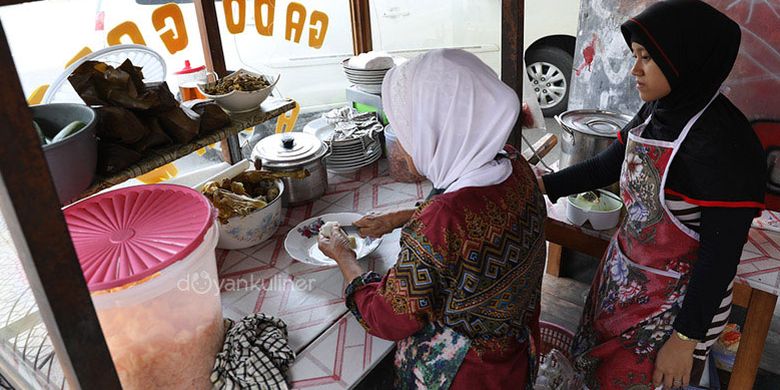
[318,225,363,282]
[531,163,549,194]
[353,209,414,238]
[317,226,356,263]
[652,331,697,389]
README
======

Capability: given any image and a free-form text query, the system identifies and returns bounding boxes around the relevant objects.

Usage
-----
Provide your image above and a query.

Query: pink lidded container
[64,184,223,390]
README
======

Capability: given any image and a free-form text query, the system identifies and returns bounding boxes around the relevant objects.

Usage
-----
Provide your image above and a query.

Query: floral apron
[572,93,723,389]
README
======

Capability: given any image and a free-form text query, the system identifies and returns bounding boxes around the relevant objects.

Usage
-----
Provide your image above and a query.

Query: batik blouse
[345,156,547,390]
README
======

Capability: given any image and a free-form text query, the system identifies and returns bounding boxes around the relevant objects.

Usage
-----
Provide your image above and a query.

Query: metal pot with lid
[251,132,331,206]
[555,109,633,170]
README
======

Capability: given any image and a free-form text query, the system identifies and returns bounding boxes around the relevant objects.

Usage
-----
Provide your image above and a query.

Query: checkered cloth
[211,314,295,390]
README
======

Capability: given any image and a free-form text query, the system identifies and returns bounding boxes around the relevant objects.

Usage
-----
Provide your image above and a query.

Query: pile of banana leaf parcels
[68,60,231,174]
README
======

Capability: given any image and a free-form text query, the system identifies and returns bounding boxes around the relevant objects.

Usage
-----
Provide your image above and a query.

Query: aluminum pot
[251,132,331,206]
[555,109,633,170]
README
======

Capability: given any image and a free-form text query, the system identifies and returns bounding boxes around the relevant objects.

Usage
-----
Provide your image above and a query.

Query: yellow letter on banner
[286,2,306,43]
[65,47,93,68]
[223,0,246,34]
[107,21,146,46]
[153,3,188,54]
[308,10,328,49]
[275,101,300,134]
[27,85,49,105]
[254,0,275,36]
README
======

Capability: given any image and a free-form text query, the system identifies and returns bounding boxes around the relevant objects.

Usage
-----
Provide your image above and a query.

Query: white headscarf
[381,49,520,193]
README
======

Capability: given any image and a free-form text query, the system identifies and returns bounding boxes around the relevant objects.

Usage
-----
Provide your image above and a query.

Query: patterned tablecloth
[218,159,432,389]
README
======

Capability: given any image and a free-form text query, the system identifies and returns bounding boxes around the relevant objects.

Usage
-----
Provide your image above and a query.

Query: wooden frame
[501,0,525,149]
[194,0,242,164]
[349,0,373,55]
[0,17,121,389]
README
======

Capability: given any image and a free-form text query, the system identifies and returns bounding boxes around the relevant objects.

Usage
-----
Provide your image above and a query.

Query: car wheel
[526,46,573,117]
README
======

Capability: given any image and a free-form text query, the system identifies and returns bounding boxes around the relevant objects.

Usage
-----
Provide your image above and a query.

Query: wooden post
[194,0,242,164]
[546,242,563,277]
[0,21,121,389]
[349,0,372,55]
[501,0,525,149]
[729,289,778,389]
[194,0,227,77]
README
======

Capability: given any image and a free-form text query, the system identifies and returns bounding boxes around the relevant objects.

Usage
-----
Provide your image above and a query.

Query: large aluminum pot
[251,132,331,206]
[555,109,633,170]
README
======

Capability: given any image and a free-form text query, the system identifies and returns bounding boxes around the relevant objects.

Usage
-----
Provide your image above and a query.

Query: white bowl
[216,178,284,250]
[345,75,387,83]
[198,69,279,113]
[342,58,392,72]
[566,190,623,230]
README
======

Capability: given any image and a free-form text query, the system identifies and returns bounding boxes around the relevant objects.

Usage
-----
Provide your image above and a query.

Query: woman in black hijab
[538,0,765,388]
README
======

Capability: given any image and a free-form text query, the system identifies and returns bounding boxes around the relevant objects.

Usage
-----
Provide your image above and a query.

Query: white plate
[328,144,379,157]
[327,150,382,173]
[304,118,381,145]
[345,76,385,83]
[302,118,336,141]
[327,145,381,162]
[330,140,378,150]
[329,154,368,163]
[284,212,382,266]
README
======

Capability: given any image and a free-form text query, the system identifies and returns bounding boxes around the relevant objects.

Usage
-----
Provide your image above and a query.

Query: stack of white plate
[342,59,390,95]
[303,117,383,173]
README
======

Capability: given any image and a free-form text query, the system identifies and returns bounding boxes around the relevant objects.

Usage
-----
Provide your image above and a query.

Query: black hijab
[619,0,765,207]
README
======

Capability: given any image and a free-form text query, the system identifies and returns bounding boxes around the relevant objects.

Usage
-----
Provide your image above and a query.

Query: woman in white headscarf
[318,48,547,389]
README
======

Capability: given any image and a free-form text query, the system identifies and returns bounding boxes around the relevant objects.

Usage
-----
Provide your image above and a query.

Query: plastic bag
[534,349,587,390]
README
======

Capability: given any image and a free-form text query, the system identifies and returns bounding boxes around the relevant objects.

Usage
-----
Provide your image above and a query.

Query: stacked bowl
[342,59,390,94]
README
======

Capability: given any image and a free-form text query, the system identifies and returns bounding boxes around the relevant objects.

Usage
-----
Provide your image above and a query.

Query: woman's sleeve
[541,103,650,203]
[344,233,442,341]
[542,140,625,202]
[673,207,757,340]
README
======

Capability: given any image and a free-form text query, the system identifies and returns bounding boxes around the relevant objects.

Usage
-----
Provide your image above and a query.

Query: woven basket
[539,321,575,360]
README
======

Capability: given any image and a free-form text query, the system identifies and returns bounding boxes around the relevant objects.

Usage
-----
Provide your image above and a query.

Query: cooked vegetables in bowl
[201,168,308,249]
[202,72,271,95]
[566,189,624,230]
[197,69,279,113]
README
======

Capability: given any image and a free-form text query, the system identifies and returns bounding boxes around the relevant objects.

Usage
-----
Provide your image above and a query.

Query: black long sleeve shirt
[542,141,755,340]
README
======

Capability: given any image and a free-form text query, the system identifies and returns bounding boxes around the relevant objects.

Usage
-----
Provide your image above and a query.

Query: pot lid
[253,132,326,168]
[63,184,214,292]
[558,109,633,138]
[174,60,206,75]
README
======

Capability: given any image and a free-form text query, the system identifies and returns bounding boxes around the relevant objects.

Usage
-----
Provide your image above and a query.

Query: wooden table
[544,199,779,390]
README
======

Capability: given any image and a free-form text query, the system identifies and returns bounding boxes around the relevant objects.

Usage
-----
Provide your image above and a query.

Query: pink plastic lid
[174,60,206,75]
[64,184,215,292]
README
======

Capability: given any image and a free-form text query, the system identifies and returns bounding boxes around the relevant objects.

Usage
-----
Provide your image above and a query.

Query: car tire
[526,46,573,117]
